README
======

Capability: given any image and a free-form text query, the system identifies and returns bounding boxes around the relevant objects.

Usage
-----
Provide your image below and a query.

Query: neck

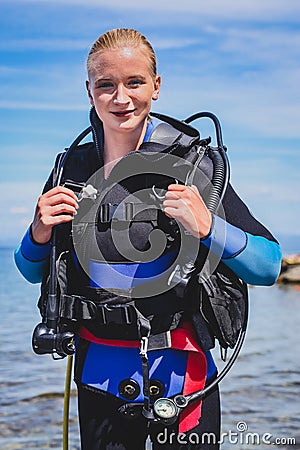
[102,121,147,178]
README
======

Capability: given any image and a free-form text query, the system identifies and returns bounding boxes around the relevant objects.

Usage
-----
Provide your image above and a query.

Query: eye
[96,81,114,89]
[128,79,145,87]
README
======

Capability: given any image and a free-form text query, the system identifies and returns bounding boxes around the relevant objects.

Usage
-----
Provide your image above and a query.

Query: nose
[113,83,130,104]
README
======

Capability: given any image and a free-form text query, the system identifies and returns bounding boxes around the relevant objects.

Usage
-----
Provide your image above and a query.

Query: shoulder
[61,142,101,183]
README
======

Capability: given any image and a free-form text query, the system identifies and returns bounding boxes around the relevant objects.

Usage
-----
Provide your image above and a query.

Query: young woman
[15,28,282,449]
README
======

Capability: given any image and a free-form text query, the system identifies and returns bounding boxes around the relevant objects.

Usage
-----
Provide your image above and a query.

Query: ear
[86,80,94,106]
[152,75,161,101]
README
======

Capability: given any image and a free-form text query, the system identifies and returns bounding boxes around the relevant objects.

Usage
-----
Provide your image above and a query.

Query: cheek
[139,90,155,107]
[93,93,109,110]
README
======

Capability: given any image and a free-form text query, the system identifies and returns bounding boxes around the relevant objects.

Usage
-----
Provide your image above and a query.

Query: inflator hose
[206,149,227,213]
[63,355,73,450]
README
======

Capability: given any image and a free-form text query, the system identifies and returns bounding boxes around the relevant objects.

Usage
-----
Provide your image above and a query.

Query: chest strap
[98,202,159,223]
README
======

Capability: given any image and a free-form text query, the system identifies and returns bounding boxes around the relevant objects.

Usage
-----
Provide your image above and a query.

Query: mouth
[111,109,136,118]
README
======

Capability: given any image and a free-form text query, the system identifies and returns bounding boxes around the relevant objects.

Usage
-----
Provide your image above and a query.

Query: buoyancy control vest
[32,108,249,423]
[34,108,247,361]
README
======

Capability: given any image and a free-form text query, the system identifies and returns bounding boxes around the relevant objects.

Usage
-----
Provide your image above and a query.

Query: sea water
[1,247,299,449]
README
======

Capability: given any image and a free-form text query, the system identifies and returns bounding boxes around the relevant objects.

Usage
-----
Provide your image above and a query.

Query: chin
[118,117,146,131]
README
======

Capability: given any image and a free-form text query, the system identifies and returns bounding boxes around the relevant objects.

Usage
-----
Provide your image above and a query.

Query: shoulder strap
[150,112,199,139]
[149,112,200,153]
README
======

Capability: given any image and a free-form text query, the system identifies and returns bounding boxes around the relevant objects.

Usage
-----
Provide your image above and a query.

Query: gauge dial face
[154,398,177,419]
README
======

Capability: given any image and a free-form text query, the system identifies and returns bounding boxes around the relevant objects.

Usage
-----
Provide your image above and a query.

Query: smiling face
[86,46,161,137]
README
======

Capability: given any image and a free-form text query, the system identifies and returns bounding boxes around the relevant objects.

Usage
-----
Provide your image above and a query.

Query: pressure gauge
[153,398,178,420]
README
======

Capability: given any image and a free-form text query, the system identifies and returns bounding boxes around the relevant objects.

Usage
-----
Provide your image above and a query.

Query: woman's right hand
[31,186,79,244]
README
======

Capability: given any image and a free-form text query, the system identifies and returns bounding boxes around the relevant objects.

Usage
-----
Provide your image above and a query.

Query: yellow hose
[63,354,73,450]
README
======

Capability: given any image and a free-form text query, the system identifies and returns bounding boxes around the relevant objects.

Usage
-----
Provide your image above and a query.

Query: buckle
[98,203,134,223]
[140,336,149,357]
[98,303,133,325]
[99,203,116,223]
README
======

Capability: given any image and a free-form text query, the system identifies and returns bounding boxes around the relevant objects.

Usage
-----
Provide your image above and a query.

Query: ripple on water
[1,251,300,449]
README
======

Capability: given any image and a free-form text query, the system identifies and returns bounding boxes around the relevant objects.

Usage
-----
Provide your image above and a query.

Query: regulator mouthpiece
[32,323,75,358]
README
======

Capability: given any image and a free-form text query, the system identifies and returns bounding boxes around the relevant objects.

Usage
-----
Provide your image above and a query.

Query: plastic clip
[140,336,149,358]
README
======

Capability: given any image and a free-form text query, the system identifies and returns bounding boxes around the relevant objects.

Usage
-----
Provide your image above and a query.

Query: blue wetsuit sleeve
[14,227,50,283]
[201,214,282,285]
[223,233,282,286]
[201,214,247,259]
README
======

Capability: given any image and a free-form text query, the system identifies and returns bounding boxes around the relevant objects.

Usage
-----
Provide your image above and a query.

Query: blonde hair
[87,28,157,81]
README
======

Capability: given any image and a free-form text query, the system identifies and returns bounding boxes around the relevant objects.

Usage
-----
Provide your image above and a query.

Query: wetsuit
[14,116,282,450]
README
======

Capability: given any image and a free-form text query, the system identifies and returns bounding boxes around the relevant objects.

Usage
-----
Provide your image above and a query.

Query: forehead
[88,46,152,77]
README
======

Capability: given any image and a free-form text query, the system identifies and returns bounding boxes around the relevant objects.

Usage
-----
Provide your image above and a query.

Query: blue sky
[1,0,299,253]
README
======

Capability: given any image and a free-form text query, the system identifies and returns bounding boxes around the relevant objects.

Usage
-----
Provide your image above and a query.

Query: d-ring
[151,179,179,200]
[151,185,166,200]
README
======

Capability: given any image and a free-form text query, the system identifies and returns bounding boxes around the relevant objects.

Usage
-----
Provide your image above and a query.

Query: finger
[164,190,180,200]
[190,184,200,194]
[167,183,186,191]
[49,214,76,225]
[164,206,200,231]
[167,184,198,198]
[163,194,195,211]
[163,206,178,218]
[43,186,78,202]
[50,203,78,216]
[44,192,79,209]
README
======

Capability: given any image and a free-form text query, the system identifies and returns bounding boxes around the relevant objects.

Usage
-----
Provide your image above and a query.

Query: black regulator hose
[206,149,227,213]
[185,112,224,149]
[185,111,230,213]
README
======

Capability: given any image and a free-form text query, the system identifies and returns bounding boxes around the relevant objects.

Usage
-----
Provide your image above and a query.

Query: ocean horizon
[3,231,300,256]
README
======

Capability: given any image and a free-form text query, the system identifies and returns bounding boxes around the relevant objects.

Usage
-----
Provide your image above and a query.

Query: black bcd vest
[38,111,247,353]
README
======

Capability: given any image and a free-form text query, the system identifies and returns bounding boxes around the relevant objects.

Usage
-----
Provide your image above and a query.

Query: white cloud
[208,26,300,66]
[9,207,30,214]
[0,100,87,111]
[9,0,300,22]
[0,182,44,245]
[0,62,89,111]
[0,38,90,52]
[0,37,202,53]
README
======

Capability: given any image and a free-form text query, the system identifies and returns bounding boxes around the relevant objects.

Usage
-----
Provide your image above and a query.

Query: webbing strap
[134,307,151,416]
[60,294,134,324]
[137,308,152,417]
[140,336,151,416]
[98,202,159,223]
[60,295,98,321]
[60,295,172,350]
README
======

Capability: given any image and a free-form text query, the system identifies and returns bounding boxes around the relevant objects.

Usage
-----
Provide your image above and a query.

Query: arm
[201,214,282,285]
[163,183,282,286]
[14,227,51,283]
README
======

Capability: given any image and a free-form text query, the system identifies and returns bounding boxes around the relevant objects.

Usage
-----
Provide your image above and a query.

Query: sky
[0,0,299,253]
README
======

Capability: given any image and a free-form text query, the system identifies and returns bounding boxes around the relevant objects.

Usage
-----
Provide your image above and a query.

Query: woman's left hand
[163,184,212,239]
